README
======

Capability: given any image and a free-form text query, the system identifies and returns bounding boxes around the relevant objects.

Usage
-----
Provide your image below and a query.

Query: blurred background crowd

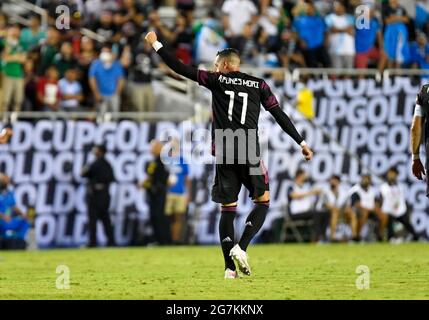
[1,0,429,114]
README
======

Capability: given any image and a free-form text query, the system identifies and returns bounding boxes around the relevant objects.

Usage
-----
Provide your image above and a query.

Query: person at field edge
[378,167,419,242]
[346,175,388,242]
[0,173,30,249]
[141,140,172,246]
[164,139,192,245]
[316,175,353,242]
[287,169,329,243]
[81,144,116,248]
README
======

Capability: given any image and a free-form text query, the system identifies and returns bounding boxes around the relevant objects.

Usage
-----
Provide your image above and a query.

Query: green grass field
[0,243,428,300]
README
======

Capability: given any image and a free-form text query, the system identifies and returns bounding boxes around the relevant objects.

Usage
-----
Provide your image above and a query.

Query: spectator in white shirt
[287,169,329,242]
[222,0,258,48]
[317,175,354,241]
[325,1,355,69]
[379,167,419,242]
[58,67,83,111]
[258,1,281,49]
[346,175,388,241]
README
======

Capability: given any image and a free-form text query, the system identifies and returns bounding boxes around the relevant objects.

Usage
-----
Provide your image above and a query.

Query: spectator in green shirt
[53,42,78,78]
[0,12,8,112]
[0,25,26,113]
[38,27,60,75]
[19,15,46,52]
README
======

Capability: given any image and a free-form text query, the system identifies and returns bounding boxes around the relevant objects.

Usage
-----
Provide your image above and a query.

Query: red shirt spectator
[36,65,60,111]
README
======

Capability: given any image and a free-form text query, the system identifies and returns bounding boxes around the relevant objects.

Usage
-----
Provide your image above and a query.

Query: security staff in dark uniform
[81,144,116,247]
[141,140,171,245]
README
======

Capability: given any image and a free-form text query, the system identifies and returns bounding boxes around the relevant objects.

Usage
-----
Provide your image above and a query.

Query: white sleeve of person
[415,104,424,117]
[152,41,163,52]
[414,96,426,118]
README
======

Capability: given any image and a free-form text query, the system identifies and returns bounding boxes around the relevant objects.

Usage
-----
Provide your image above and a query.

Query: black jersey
[155,44,304,164]
[197,70,279,164]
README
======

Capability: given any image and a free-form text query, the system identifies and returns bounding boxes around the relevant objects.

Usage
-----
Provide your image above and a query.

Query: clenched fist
[145,31,158,45]
[301,144,313,161]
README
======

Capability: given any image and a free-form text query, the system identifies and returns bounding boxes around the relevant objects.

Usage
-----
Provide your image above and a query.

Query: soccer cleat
[230,244,251,276]
[224,268,239,279]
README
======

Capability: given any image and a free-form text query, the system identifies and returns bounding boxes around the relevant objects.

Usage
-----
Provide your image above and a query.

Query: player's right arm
[410,90,426,180]
[145,31,198,82]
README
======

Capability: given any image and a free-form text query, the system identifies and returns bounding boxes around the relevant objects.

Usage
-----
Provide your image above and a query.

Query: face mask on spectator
[7,37,18,46]
[100,52,113,68]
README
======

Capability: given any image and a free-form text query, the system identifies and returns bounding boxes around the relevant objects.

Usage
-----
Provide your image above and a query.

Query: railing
[1,67,423,123]
[198,67,428,82]
[8,0,48,27]
[1,111,194,123]
[292,68,383,81]
[80,28,106,44]
[3,0,105,44]
[383,68,429,78]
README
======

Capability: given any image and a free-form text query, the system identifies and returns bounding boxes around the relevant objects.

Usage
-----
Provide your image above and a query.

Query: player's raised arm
[145,31,198,82]
[260,81,313,161]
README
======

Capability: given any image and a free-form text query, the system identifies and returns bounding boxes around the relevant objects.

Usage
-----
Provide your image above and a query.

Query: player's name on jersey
[218,75,259,88]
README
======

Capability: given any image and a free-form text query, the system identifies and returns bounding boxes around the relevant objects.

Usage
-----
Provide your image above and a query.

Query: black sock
[219,205,237,271]
[238,201,269,251]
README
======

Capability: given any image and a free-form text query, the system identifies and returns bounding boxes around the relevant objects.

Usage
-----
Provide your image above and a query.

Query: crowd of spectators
[0,0,429,113]
[284,168,420,243]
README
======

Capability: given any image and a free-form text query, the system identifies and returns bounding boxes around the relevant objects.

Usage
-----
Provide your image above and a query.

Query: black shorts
[211,161,270,204]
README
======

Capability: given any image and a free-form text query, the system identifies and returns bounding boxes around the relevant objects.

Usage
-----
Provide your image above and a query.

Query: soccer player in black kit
[145,31,313,279]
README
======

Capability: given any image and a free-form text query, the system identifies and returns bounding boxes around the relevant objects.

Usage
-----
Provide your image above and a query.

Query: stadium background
[1,0,429,248]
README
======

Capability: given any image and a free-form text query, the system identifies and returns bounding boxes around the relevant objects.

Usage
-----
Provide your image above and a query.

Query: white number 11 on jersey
[225,91,248,124]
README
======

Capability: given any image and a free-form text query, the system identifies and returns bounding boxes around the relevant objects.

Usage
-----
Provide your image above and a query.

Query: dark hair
[95,144,107,154]
[61,41,73,47]
[331,174,341,181]
[46,65,58,72]
[387,167,399,174]
[65,66,79,72]
[9,23,21,30]
[101,42,113,50]
[216,48,240,60]
[207,9,217,19]
[295,169,306,178]
[361,174,371,180]
[29,14,41,22]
